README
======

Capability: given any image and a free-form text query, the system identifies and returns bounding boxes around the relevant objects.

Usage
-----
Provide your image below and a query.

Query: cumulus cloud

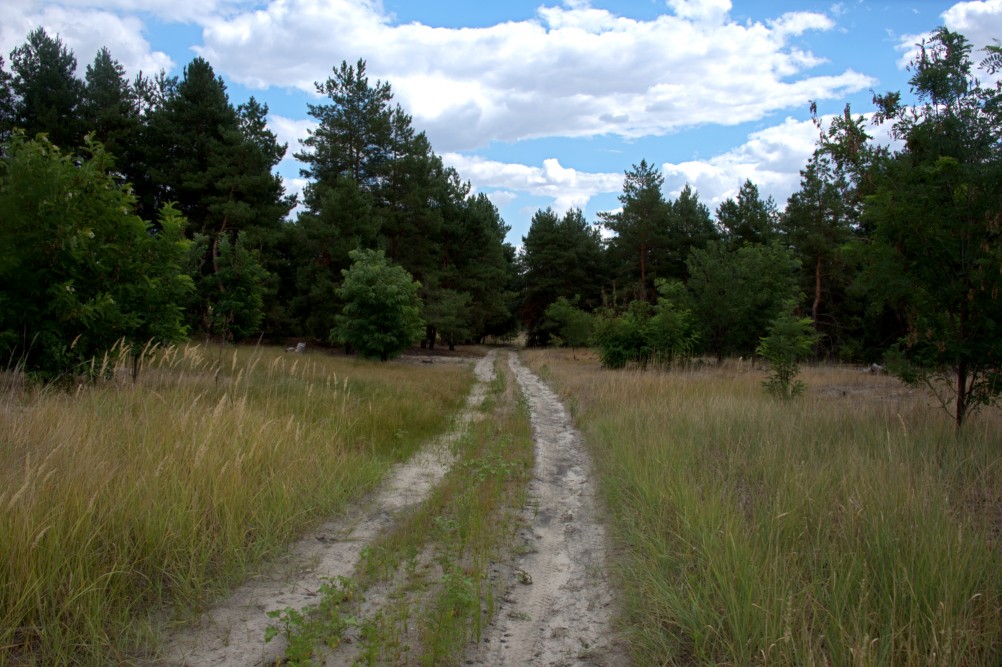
[662,113,901,211]
[943,0,1002,49]
[662,117,820,210]
[194,0,872,151]
[267,113,316,161]
[442,153,622,214]
[0,2,173,76]
[896,1,1002,69]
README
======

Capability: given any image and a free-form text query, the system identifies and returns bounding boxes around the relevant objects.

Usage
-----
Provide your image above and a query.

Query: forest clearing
[2,343,999,665]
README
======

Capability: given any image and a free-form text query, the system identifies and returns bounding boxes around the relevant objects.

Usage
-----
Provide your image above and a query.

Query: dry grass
[0,343,472,665]
[523,349,1002,666]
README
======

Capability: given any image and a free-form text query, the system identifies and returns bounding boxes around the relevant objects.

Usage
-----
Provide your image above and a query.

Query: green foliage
[9,28,84,148]
[541,296,594,348]
[599,159,670,300]
[0,133,191,379]
[265,576,362,664]
[716,179,779,248]
[839,27,1002,427]
[187,232,270,341]
[593,280,699,369]
[423,288,472,350]
[687,241,800,359]
[520,207,606,343]
[332,249,424,361]
[757,309,820,399]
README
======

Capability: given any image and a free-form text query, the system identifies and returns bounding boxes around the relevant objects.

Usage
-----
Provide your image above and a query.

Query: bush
[0,134,191,379]
[331,249,424,361]
[593,280,699,369]
[757,308,819,399]
[541,297,594,348]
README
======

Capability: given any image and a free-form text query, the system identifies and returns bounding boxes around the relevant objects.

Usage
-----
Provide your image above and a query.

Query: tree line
[1,26,999,426]
[519,27,1001,427]
[0,29,516,375]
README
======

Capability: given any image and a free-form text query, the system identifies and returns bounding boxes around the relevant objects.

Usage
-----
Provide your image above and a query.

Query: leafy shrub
[331,249,424,361]
[757,308,819,399]
[593,280,699,369]
[540,296,594,348]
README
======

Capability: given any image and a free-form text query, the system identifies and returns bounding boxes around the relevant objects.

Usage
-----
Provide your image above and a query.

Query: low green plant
[265,576,361,664]
[757,308,819,399]
[592,280,699,369]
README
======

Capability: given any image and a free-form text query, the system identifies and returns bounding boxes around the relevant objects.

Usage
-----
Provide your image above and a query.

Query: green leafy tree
[292,177,376,338]
[332,249,424,361]
[81,47,140,164]
[8,28,84,149]
[423,288,472,350]
[540,297,594,348]
[435,192,516,344]
[592,280,699,369]
[0,56,15,144]
[298,59,394,192]
[686,241,800,359]
[0,134,191,379]
[187,232,270,341]
[848,27,1002,428]
[757,308,820,399]
[781,152,855,351]
[600,159,670,300]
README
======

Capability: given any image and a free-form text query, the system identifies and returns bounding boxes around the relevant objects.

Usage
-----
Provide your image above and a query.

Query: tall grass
[0,343,471,665]
[523,350,1002,666]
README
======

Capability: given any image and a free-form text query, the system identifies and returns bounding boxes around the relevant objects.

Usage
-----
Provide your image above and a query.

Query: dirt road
[150,349,627,666]
[150,351,498,666]
[463,352,629,666]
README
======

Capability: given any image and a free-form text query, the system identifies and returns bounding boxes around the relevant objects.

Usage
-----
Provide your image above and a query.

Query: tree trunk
[639,239,647,301]
[812,254,822,330]
[956,357,968,430]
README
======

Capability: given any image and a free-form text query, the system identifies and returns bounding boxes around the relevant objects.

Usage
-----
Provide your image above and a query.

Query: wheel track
[465,352,629,666]
[147,350,498,666]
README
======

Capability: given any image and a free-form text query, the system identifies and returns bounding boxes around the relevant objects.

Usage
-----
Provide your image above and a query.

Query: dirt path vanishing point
[464,352,630,666]
[149,350,498,667]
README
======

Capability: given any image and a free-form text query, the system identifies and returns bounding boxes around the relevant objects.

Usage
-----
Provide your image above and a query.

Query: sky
[3,0,1002,246]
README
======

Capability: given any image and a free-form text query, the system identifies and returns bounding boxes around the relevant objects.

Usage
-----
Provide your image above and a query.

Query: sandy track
[465,352,629,666]
[147,350,498,667]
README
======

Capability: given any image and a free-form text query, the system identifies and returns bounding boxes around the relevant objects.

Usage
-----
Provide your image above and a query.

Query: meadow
[522,349,1002,666]
[0,343,472,664]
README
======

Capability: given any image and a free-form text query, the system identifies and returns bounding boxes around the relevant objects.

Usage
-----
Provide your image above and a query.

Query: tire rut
[147,350,498,667]
[465,352,629,666]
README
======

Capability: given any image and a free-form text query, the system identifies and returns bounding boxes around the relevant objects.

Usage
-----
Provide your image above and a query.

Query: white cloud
[943,0,1002,49]
[267,113,316,160]
[662,117,820,210]
[662,113,901,212]
[443,153,622,214]
[667,0,731,24]
[895,1,1002,69]
[195,0,872,151]
[0,2,173,76]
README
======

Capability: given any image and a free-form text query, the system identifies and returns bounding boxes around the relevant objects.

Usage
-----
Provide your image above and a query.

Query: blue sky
[4,0,1002,245]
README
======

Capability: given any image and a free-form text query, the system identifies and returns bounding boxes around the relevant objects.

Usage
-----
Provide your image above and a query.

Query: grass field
[0,343,472,665]
[522,349,1002,666]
